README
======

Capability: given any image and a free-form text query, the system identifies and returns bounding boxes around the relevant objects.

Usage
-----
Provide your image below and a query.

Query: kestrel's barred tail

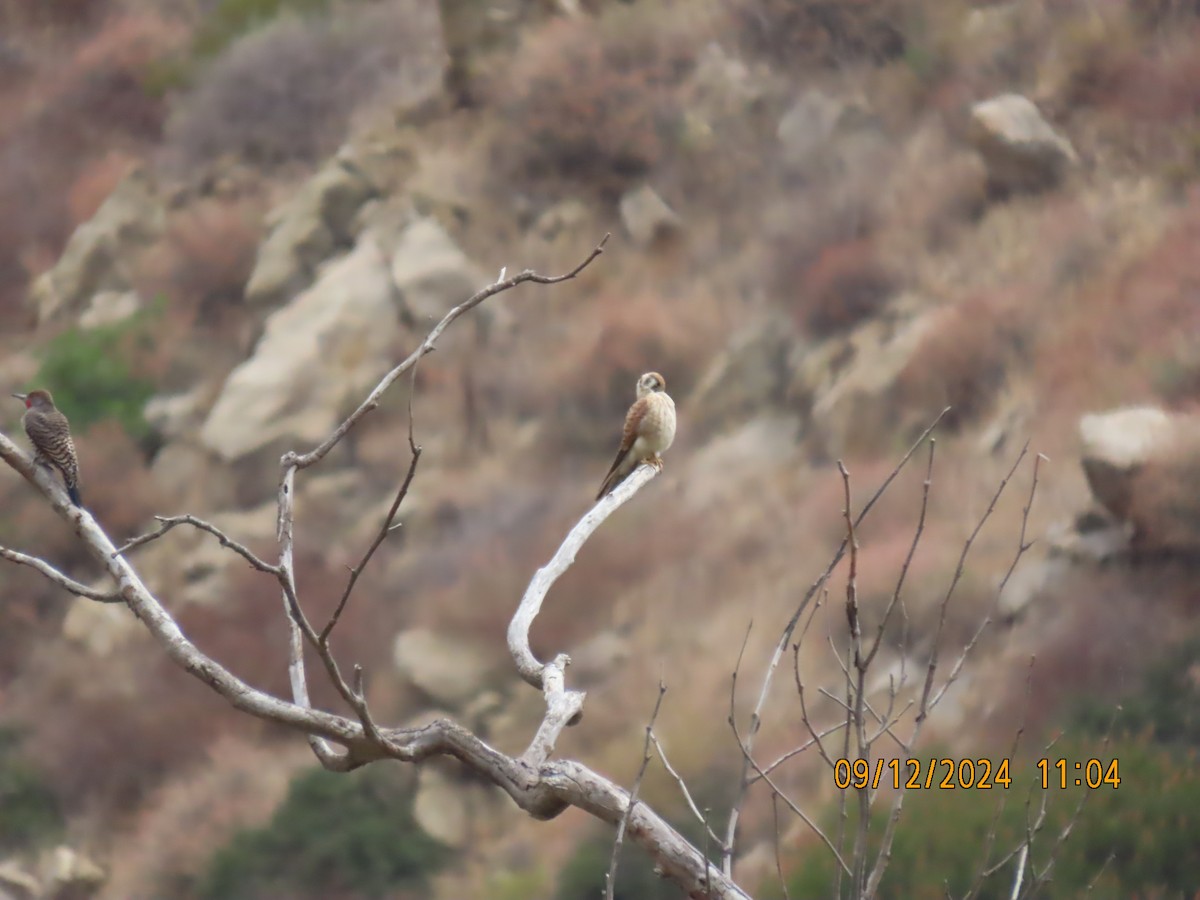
[13,390,82,506]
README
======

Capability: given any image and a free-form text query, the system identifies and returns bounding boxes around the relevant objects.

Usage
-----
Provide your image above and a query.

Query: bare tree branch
[280,234,610,474]
[113,514,279,573]
[0,236,761,900]
[723,408,950,875]
[652,732,724,845]
[320,445,421,644]
[608,681,667,900]
[772,795,792,900]
[0,432,79,511]
[509,463,660,689]
[0,544,119,602]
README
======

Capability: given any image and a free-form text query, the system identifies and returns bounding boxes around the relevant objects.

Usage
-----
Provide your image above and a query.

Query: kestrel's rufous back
[596,371,676,500]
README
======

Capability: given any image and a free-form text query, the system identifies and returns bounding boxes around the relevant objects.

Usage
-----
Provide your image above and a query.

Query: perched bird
[596,371,676,500]
[12,390,82,506]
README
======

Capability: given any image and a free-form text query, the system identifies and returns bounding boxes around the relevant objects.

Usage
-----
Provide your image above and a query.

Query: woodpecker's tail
[68,484,82,507]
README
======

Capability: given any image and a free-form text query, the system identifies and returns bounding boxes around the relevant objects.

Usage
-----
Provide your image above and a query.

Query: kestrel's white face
[636,372,665,398]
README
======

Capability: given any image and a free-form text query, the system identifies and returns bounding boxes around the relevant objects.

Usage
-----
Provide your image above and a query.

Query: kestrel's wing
[596,396,650,500]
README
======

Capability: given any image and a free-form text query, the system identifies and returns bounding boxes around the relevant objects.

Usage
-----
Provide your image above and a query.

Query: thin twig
[724,409,949,876]
[320,446,421,644]
[863,440,935,670]
[916,445,1030,725]
[729,713,852,878]
[965,656,1037,899]
[924,450,1041,716]
[0,546,119,602]
[651,733,724,845]
[608,681,667,900]
[283,235,610,473]
[772,794,791,900]
[114,515,279,573]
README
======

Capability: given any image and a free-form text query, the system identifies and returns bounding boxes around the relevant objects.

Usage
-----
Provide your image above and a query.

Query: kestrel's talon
[595,372,677,500]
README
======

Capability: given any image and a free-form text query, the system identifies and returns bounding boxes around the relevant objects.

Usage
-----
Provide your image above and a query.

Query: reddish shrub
[3,0,110,29]
[533,286,727,451]
[0,12,176,319]
[492,12,698,199]
[727,0,906,69]
[137,199,261,316]
[789,238,899,337]
[895,291,1028,430]
[67,151,138,227]
[1037,191,1200,411]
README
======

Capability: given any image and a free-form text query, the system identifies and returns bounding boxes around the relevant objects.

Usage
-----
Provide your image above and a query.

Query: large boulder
[392,628,504,709]
[27,168,163,324]
[413,767,469,848]
[1081,407,1200,554]
[1079,406,1175,522]
[201,235,399,461]
[968,94,1077,193]
[243,158,378,309]
[0,860,39,900]
[390,218,487,325]
[619,185,682,249]
[43,847,105,900]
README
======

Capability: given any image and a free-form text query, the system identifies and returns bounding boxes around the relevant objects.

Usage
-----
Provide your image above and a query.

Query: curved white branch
[509,463,658,687]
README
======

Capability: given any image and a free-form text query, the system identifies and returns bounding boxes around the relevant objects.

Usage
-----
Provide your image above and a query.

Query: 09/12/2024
[833,757,1122,791]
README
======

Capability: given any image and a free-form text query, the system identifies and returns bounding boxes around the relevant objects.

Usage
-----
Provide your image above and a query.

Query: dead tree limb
[0,236,754,900]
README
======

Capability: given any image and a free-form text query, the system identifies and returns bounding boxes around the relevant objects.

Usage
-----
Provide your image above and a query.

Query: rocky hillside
[2,0,1200,897]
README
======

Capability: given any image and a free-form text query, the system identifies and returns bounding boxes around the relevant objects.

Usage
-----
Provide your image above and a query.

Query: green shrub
[192,0,338,60]
[556,829,684,900]
[1072,633,1200,748]
[785,741,1200,899]
[195,764,449,900]
[34,308,160,440]
[0,729,63,854]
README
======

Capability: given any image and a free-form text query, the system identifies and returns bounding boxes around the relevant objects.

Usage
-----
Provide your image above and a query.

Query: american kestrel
[596,371,676,500]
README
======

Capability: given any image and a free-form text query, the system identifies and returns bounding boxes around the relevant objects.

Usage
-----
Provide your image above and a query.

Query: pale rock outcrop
[78,290,142,330]
[1079,406,1175,523]
[533,198,591,243]
[27,169,162,324]
[0,859,40,900]
[390,217,487,326]
[243,158,378,309]
[778,88,880,177]
[619,185,682,248]
[148,443,236,511]
[43,847,105,900]
[790,293,936,454]
[201,236,399,461]
[62,601,136,658]
[413,767,470,848]
[392,628,503,708]
[1080,407,1200,554]
[778,89,846,169]
[689,314,793,436]
[143,384,212,442]
[968,94,1077,193]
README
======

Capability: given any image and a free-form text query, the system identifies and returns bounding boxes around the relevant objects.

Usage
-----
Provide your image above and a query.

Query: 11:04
[1036,758,1121,789]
